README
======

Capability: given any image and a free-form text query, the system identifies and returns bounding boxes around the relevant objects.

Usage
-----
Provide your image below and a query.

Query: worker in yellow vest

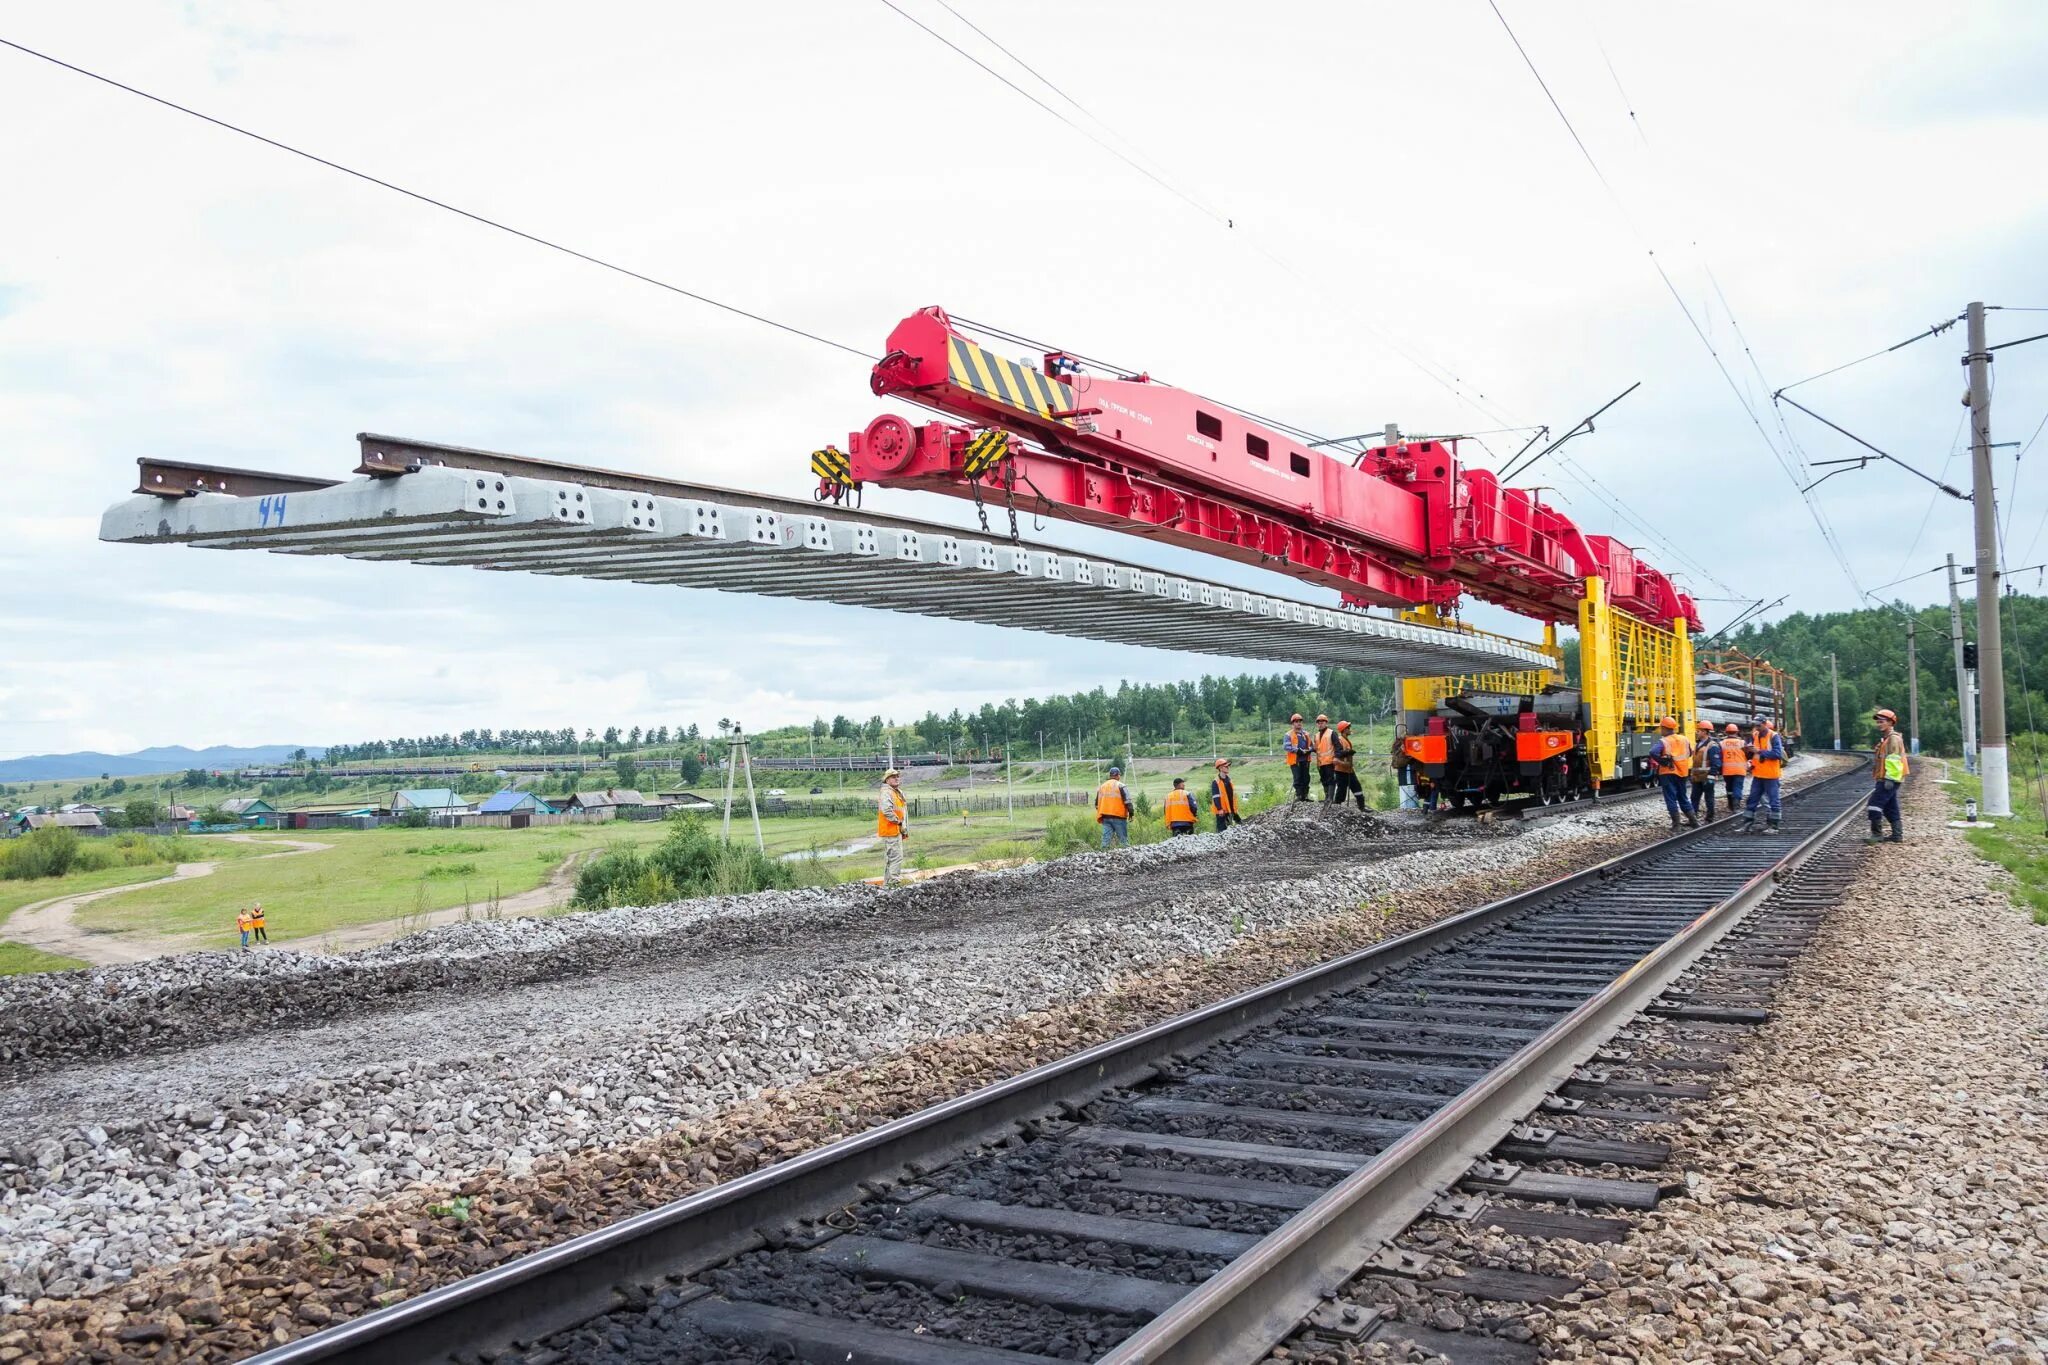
[1312,714,1336,801]
[876,768,908,887]
[1163,778,1199,836]
[235,907,253,950]
[1719,723,1750,813]
[1652,717,1699,829]
[1209,758,1242,832]
[1687,720,1723,820]
[1282,713,1313,802]
[1096,766,1133,848]
[1866,708,1909,844]
[249,902,268,944]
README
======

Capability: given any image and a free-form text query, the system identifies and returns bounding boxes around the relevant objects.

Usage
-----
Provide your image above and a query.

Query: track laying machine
[813,306,1798,807]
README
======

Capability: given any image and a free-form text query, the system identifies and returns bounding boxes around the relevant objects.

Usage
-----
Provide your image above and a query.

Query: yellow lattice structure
[1400,580,1695,785]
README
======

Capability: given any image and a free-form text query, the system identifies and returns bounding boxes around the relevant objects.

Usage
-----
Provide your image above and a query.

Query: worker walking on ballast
[876,768,908,888]
[1209,758,1243,832]
[1719,723,1749,814]
[1688,720,1723,820]
[1312,714,1336,802]
[1329,720,1364,810]
[1163,777,1199,836]
[1283,714,1313,802]
[1740,718,1787,834]
[1096,765,1133,848]
[1866,707,1908,843]
[1652,717,1698,829]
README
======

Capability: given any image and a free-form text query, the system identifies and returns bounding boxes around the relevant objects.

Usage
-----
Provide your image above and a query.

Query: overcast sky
[3,2,2046,759]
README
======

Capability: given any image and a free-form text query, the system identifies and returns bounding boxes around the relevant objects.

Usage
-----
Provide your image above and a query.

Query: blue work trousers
[1745,776,1782,816]
[1723,775,1747,809]
[1099,816,1129,848]
[1659,773,1694,816]
[1867,782,1902,833]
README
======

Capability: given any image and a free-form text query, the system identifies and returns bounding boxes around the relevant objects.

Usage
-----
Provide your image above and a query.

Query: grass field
[1951,769,2048,925]
[0,836,277,928]
[0,942,87,976]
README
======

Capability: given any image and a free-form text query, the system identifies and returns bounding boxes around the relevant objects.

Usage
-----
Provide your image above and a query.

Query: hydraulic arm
[817,306,1701,634]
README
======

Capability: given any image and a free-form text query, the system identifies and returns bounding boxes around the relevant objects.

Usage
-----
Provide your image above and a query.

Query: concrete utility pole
[1948,553,1978,772]
[1830,653,1842,751]
[1966,301,2010,816]
[1906,615,1921,755]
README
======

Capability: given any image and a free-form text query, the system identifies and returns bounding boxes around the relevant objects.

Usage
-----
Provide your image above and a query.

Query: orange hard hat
[1337,719,1352,731]
[1289,713,1304,722]
[1725,723,1740,734]
[1694,719,1711,730]
[1215,757,1230,767]
[1874,708,1898,723]
[1660,717,1679,731]
[1315,713,1329,722]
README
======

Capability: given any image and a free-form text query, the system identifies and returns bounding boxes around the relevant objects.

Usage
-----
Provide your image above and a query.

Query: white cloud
[1,1,2045,758]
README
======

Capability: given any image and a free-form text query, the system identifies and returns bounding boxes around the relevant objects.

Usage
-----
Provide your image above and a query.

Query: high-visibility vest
[1688,735,1715,777]
[876,787,906,837]
[1874,733,1908,781]
[251,907,266,929]
[1210,777,1239,817]
[1283,728,1308,766]
[1658,734,1693,771]
[1720,738,1749,776]
[1332,733,1356,774]
[1751,729,1784,780]
[1163,789,1198,824]
[237,911,251,932]
[1095,779,1130,819]
[1314,729,1335,764]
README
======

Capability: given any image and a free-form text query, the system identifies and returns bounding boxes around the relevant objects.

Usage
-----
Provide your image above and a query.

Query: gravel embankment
[0,760,1842,1359]
[1521,775,2048,1360]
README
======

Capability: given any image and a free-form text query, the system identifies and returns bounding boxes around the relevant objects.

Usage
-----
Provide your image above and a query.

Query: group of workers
[1101,759,1244,844]
[234,903,269,948]
[1651,716,1788,832]
[1281,713,1368,810]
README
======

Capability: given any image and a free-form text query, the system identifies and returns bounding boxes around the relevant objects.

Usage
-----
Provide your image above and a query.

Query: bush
[571,817,800,910]
[393,810,433,829]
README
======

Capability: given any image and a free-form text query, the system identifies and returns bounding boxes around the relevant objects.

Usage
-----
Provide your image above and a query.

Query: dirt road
[4,836,333,965]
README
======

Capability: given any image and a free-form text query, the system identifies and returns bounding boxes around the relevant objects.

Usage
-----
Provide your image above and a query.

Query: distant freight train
[1400,662,1800,810]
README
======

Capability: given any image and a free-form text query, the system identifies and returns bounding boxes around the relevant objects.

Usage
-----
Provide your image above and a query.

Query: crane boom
[823,306,1700,632]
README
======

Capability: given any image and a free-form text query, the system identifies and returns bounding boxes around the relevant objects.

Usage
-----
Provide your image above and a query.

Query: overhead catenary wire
[1774,315,1964,394]
[0,36,879,362]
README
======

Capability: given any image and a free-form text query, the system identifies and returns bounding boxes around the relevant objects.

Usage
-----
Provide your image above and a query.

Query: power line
[1774,315,1963,394]
[0,35,878,361]
[872,0,1227,225]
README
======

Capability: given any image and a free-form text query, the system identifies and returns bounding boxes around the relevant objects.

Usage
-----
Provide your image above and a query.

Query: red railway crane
[813,306,1699,633]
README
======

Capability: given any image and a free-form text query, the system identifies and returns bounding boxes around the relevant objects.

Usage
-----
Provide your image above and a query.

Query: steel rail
[1102,768,1867,1363]
[247,765,1864,1365]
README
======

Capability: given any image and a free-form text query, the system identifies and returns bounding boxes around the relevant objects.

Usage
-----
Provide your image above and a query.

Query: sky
[3,1,2046,760]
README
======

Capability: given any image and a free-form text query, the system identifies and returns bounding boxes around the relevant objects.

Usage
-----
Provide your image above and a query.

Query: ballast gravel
[0,759,1844,1358]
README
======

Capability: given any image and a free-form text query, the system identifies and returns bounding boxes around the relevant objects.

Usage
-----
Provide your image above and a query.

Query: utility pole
[1948,553,1977,772]
[1905,615,1921,756]
[1966,301,2010,816]
[1830,652,1841,751]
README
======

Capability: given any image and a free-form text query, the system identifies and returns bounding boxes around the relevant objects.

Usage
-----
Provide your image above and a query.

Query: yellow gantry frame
[1401,578,1695,784]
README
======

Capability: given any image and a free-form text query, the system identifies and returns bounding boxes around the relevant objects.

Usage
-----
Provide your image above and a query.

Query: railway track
[252,765,1867,1365]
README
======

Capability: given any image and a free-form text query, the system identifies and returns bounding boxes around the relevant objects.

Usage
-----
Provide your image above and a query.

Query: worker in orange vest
[1652,717,1699,829]
[1312,714,1336,801]
[249,902,268,944]
[1866,707,1909,844]
[1719,723,1750,813]
[876,768,908,887]
[1740,718,1787,834]
[1163,778,1199,836]
[1282,713,1313,803]
[1329,720,1364,810]
[235,907,253,950]
[1687,720,1723,820]
[1209,758,1242,832]
[1096,765,1133,848]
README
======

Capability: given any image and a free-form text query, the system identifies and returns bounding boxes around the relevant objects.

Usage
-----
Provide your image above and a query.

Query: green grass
[75,821,678,945]
[0,942,87,976]
[1951,769,2048,925]
[0,835,275,929]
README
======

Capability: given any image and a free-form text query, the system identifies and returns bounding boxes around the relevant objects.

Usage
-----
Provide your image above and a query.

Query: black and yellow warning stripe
[810,447,853,483]
[961,428,1010,477]
[947,335,1071,422]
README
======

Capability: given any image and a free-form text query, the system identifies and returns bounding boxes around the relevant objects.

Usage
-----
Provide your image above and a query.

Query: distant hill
[0,744,326,781]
